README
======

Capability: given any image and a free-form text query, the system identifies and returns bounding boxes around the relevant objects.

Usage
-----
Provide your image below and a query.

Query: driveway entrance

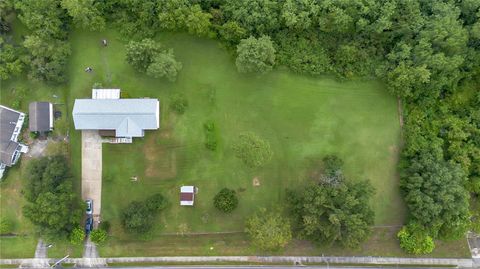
[81,130,102,224]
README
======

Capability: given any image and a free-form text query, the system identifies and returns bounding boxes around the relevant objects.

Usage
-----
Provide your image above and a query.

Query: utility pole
[51,255,69,268]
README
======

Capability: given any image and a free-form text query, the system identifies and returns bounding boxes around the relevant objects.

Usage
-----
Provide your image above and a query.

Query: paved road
[76,266,467,269]
[81,130,102,224]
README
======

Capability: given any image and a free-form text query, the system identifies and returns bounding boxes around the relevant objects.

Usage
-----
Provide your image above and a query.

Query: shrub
[146,50,182,81]
[29,131,39,139]
[0,218,12,234]
[99,221,111,233]
[121,193,168,235]
[203,120,218,151]
[213,188,238,213]
[90,229,108,244]
[322,155,344,176]
[170,93,188,114]
[145,193,168,212]
[233,132,273,168]
[69,227,85,245]
[397,225,435,254]
[245,208,292,251]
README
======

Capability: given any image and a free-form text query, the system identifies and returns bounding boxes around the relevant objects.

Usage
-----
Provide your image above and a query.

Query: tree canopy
[236,36,276,74]
[245,208,292,251]
[233,132,273,168]
[287,180,375,248]
[23,156,82,238]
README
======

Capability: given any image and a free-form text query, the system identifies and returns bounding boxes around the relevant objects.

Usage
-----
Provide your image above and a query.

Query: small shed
[180,186,195,206]
[92,89,120,99]
[29,102,53,132]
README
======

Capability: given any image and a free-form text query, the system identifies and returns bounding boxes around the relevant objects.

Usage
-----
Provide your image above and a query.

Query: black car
[85,217,93,234]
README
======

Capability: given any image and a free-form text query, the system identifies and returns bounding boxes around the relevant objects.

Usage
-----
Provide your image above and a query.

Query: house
[180,186,196,206]
[29,102,54,133]
[0,105,28,179]
[72,89,159,139]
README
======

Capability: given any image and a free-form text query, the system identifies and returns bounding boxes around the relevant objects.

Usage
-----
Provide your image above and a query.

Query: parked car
[85,216,93,234]
[85,199,93,215]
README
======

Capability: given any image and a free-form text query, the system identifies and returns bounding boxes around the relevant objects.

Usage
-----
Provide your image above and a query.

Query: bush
[99,221,111,233]
[170,93,188,114]
[145,193,168,212]
[146,50,182,81]
[90,229,108,244]
[203,120,218,151]
[397,225,435,255]
[213,188,238,213]
[69,227,85,245]
[121,193,168,235]
[322,155,344,176]
[0,218,12,234]
[29,132,39,139]
[245,208,292,251]
[233,132,273,168]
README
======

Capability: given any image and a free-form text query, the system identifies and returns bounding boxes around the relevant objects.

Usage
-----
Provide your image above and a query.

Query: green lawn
[2,25,468,258]
[79,32,404,234]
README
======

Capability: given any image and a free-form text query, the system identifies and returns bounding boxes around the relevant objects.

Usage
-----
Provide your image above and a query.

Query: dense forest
[1,0,479,254]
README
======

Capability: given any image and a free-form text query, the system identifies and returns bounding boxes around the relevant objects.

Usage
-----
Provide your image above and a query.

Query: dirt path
[81,130,102,223]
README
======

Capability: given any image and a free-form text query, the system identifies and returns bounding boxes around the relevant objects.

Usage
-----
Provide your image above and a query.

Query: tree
[122,201,155,234]
[223,0,279,35]
[23,156,82,238]
[121,193,168,235]
[233,132,273,168]
[281,0,319,30]
[213,188,238,213]
[218,21,247,47]
[146,50,182,81]
[14,0,68,39]
[61,0,105,31]
[125,39,163,72]
[23,35,71,83]
[90,229,108,244]
[400,152,470,239]
[157,0,212,36]
[236,36,276,74]
[245,208,292,251]
[397,224,435,254]
[287,180,375,248]
[69,227,85,245]
[0,38,24,81]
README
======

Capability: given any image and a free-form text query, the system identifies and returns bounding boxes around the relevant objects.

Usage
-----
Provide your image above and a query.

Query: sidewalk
[2,256,476,268]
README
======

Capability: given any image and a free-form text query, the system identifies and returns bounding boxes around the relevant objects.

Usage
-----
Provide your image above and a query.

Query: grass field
[0,23,470,258]
[78,32,404,234]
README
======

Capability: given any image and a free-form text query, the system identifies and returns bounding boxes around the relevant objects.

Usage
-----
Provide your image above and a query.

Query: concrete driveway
[81,130,102,223]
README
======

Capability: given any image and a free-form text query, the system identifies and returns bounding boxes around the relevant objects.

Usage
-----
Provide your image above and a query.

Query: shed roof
[29,102,52,132]
[72,99,159,137]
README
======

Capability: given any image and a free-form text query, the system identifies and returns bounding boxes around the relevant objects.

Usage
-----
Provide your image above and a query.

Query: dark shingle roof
[29,102,52,132]
[0,106,21,166]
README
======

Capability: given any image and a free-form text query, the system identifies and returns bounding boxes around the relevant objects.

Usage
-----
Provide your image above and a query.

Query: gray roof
[29,102,52,132]
[0,106,21,166]
[72,99,159,137]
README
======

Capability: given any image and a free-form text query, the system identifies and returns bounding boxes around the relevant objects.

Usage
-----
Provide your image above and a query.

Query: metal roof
[92,89,120,99]
[72,99,159,137]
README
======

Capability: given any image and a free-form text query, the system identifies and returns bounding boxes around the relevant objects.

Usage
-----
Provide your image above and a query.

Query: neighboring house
[180,186,196,206]
[72,89,159,140]
[29,102,54,133]
[0,105,28,179]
